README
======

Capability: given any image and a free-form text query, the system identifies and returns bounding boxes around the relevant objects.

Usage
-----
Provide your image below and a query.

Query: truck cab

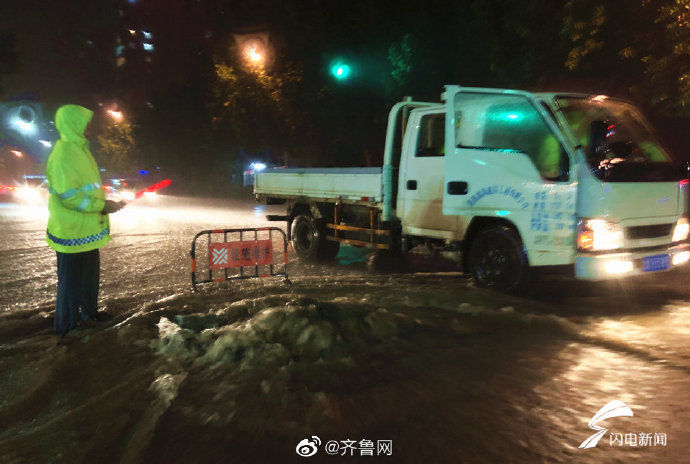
[398,87,688,286]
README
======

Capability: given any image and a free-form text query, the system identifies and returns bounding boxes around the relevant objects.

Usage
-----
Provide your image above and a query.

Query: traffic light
[329,60,352,81]
[331,63,350,80]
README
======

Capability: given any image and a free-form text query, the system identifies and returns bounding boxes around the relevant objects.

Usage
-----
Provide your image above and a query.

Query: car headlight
[14,186,41,203]
[577,218,624,251]
[672,217,689,242]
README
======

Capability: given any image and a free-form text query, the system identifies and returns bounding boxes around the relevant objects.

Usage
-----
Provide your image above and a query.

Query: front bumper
[575,243,690,280]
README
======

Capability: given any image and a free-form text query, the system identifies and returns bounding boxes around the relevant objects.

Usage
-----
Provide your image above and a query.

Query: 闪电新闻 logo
[579,400,633,449]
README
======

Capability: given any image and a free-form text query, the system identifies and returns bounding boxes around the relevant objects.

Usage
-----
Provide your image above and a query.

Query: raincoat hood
[55,104,93,143]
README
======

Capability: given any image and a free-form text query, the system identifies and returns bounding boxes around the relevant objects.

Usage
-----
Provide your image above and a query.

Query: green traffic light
[331,63,351,80]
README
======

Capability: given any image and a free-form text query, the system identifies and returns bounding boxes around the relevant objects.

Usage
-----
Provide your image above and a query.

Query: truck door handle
[447,181,468,195]
[407,180,417,190]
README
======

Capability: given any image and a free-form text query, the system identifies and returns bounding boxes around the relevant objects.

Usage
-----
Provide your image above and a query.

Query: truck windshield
[555,96,681,182]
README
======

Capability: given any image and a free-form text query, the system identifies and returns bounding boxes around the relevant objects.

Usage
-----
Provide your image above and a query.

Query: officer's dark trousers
[55,249,100,335]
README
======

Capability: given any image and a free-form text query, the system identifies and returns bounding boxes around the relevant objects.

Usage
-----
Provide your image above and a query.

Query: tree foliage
[203,0,690,168]
[649,0,690,113]
[212,55,305,160]
[114,0,690,179]
[95,120,138,175]
[563,0,690,114]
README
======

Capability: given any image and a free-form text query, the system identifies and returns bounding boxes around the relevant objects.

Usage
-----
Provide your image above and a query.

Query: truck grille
[626,223,673,240]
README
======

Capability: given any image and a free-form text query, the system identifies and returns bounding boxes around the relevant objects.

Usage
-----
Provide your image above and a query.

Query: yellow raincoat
[46,105,110,253]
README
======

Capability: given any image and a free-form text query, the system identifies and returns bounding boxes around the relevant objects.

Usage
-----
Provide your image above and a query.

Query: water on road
[1,196,689,463]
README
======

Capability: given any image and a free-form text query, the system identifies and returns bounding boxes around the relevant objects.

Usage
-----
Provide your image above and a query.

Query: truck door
[399,110,458,238]
[442,90,577,265]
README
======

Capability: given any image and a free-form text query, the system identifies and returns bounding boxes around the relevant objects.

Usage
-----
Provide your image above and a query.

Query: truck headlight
[577,219,624,251]
[672,217,689,242]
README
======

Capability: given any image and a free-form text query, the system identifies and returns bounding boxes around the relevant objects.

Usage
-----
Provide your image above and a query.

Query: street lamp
[106,109,124,122]
[242,41,265,68]
[6,105,38,135]
[245,44,263,65]
[233,32,271,70]
[0,102,56,163]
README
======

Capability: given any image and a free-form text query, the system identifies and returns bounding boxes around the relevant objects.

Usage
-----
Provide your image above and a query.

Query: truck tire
[468,226,530,294]
[290,214,340,262]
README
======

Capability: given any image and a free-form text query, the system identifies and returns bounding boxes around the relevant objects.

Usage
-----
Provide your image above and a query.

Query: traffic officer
[45,104,125,336]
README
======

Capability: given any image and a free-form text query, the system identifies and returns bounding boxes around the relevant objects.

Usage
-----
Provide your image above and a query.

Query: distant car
[103,177,160,203]
[0,184,18,199]
[103,178,134,201]
[243,163,285,187]
[11,176,48,204]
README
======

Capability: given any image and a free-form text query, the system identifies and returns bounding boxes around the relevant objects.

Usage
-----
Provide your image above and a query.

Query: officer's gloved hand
[102,200,127,214]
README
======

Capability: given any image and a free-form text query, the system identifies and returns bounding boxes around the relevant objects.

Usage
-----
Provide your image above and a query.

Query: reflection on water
[584,304,690,368]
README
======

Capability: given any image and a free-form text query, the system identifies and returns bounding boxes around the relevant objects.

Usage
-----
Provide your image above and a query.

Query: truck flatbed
[255,167,383,205]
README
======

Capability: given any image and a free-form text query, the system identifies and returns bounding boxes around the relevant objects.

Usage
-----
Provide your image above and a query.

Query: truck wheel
[290,214,340,262]
[468,226,530,294]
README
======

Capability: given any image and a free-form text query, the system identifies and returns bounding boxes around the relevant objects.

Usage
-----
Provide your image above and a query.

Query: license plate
[642,254,670,272]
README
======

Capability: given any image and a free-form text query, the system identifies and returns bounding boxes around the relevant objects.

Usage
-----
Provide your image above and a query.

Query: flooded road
[1,196,689,463]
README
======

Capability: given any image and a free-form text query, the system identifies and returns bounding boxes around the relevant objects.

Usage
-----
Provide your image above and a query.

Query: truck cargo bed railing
[326,204,391,250]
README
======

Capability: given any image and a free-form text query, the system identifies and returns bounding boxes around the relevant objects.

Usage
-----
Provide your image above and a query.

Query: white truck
[254,86,689,292]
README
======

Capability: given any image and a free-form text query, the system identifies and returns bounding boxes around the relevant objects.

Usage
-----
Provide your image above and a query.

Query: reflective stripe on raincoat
[46,105,111,253]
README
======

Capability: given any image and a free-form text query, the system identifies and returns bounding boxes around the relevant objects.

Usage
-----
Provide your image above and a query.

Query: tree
[211,40,311,165]
[95,119,138,175]
[563,0,690,114]
[646,0,690,114]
